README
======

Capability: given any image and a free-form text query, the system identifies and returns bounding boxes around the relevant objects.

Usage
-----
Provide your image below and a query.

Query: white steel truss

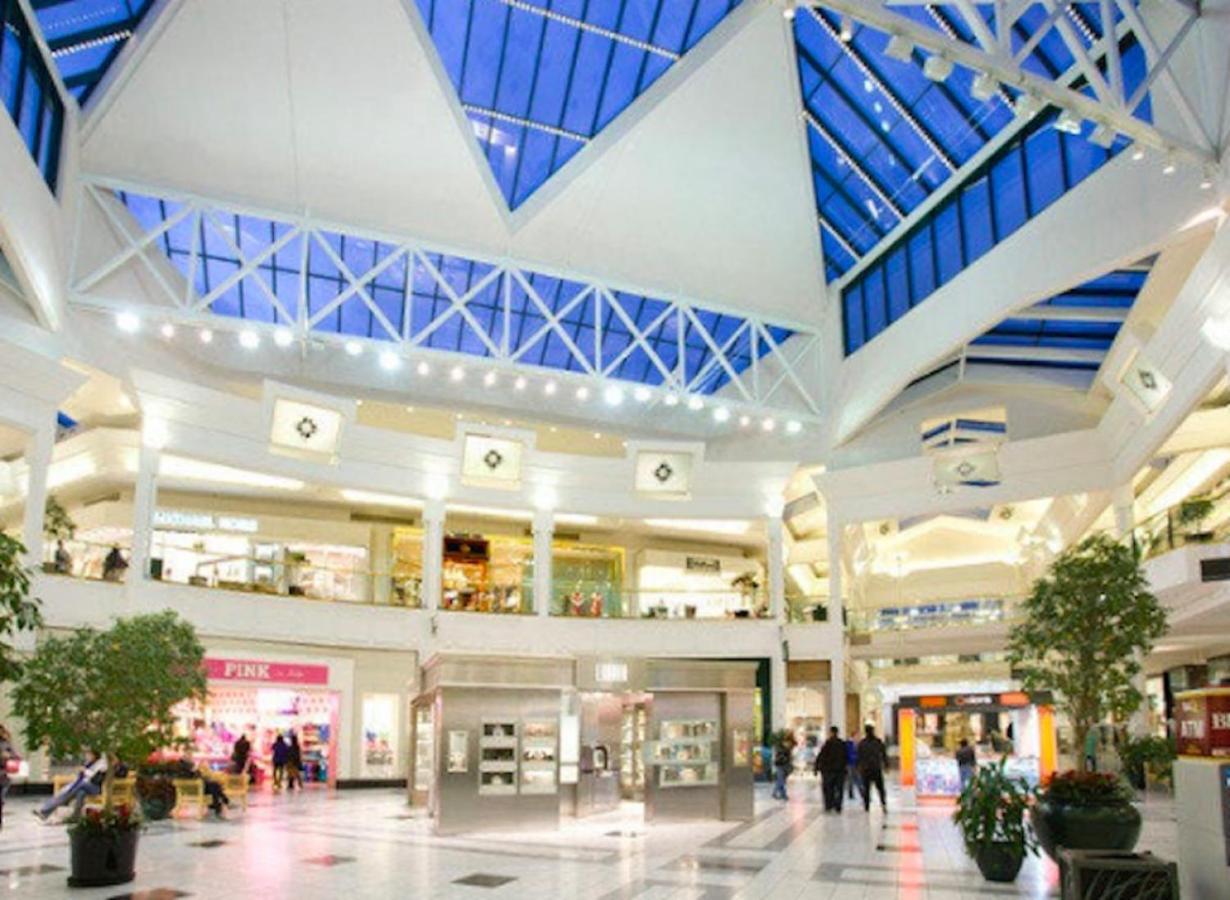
[806,0,1217,166]
[68,176,823,420]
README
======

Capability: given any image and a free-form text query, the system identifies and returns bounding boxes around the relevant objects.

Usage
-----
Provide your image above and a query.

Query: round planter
[67,828,139,888]
[1031,798,1141,861]
[974,843,1025,883]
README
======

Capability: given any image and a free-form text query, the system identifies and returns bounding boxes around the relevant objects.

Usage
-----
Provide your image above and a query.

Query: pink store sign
[205,657,329,686]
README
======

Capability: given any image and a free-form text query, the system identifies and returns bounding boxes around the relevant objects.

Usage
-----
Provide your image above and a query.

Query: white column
[532,508,554,617]
[370,524,392,606]
[766,514,786,621]
[20,419,55,567]
[770,639,788,733]
[830,659,846,735]
[127,443,160,591]
[420,499,445,612]
[1112,483,1136,539]
[827,522,847,734]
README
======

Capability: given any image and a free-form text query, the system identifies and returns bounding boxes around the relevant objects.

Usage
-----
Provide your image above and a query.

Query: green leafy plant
[1177,497,1216,540]
[0,533,43,683]
[13,611,207,820]
[1121,735,1176,788]
[1041,770,1135,804]
[43,494,77,543]
[1007,535,1167,774]
[953,759,1038,858]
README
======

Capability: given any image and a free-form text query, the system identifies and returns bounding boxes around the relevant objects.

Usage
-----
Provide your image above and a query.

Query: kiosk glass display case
[654,719,720,788]
[520,719,558,795]
[478,720,518,795]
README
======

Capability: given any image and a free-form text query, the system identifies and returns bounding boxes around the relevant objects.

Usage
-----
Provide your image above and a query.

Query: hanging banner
[635,450,693,498]
[461,434,523,490]
[932,447,1001,489]
[1119,354,1172,415]
[269,398,345,464]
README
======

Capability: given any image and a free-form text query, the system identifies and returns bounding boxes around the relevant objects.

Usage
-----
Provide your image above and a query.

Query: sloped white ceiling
[81,0,824,325]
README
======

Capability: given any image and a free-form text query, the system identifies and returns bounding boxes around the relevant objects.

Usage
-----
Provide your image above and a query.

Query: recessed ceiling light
[238,329,260,350]
[576,386,591,401]
[633,386,651,402]
[663,393,679,407]
[483,370,498,387]
[786,420,802,434]
[159,323,175,339]
[380,350,401,371]
[687,396,703,411]
[544,381,557,396]
[344,339,362,356]
[713,407,730,423]
[450,365,465,382]
[739,415,751,428]
[603,385,624,406]
[115,312,140,333]
[593,432,602,439]
[416,360,430,376]
[762,418,777,432]
[198,328,213,344]
[274,328,294,347]
[514,376,527,391]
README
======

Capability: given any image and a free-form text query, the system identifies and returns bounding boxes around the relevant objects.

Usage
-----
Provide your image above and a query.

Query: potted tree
[42,494,77,572]
[0,533,43,683]
[1007,534,1167,859]
[953,759,1038,882]
[13,611,207,887]
[1177,496,1216,542]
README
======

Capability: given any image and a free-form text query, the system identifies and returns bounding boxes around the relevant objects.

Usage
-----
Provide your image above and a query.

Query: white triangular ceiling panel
[508,4,825,326]
[81,0,507,253]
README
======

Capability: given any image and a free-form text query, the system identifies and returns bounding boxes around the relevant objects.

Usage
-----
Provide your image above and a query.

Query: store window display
[636,549,767,619]
[440,533,532,614]
[551,543,625,617]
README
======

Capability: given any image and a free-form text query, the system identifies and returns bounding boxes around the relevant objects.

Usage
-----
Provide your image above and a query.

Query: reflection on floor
[1,779,1178,899]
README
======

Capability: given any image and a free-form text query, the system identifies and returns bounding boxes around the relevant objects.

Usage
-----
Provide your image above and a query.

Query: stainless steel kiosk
[409,653,756,834]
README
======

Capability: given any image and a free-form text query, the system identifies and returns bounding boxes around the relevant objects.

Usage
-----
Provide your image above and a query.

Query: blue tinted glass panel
[0,2,64,192]
[862,266,888,337]
[1023,127,1065,215]
[933,202,963,286]
[885,246,910,322]
[907,228,935,303]
[960,178,993,263]
[990,151,1027,239]
[844,282,866,352]
[33,1,154,104]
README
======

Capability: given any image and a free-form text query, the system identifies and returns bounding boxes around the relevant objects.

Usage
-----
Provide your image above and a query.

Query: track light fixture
[921,54,953,83]
[885,34,913,62]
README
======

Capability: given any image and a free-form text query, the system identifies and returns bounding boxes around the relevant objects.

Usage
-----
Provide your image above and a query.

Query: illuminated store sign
[205,657,329,686]
[1175,689,1230,757]
[153,510,258,533]
[594,661,629,685]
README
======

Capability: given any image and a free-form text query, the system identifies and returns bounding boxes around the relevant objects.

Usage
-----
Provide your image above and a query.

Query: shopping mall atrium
[0,0,1228,897]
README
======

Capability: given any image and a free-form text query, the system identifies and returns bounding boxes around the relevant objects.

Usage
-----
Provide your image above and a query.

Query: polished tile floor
[1,778,1178,899]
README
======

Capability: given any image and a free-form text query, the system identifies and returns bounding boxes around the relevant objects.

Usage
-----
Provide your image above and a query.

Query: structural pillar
[20,418,55,568]
[770,641,788,734]
[421,499,445,612]
[127,443,160,594]
[532,508,554,617]
[1112,483,1136,540]
[827,521,847,735]
[766,514,786,621]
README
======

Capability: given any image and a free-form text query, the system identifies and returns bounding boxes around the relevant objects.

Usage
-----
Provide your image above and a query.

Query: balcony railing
[847,598,1008,634]
[1131,496,1230,562]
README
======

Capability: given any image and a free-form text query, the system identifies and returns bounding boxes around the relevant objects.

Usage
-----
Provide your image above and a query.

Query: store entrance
[618,697,648,802]
[176,686,340,790]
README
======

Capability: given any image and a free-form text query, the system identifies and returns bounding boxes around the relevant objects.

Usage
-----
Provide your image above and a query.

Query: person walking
[845,734,861,801]
[814,726,847,812]
[771,735,794,801]
[271,733,289,790]
[956,738,977,792]
[856,724,888,813]
[286,732,303,791]
[230,733,251,776]
[33,749,107,821]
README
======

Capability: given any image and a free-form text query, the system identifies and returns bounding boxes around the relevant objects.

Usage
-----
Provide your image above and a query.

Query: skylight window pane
[907,228,935,303]
[33,0,154,104]
[885,247,910,321]
[933,202,963,285]
[844,283,866,353]
[960,178,994,264]
[990,151,1028,240]
[1023,127,1065,215]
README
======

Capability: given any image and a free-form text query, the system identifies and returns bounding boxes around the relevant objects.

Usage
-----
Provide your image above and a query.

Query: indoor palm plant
[953,759,1038,882]
[1007,534,1167,859]
[13,611,207,887]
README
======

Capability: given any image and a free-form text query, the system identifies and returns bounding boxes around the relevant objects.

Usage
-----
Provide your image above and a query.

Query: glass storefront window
[441,531,533,614]
[551,542,624,617]
[390,528,424,607]
[361,694,399,779]
[636,553,767,619]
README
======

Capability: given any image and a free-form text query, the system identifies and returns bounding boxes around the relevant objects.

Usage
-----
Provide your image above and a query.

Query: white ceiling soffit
[80,0,824,327]
[506,3,826,325]
[80,0,508,254]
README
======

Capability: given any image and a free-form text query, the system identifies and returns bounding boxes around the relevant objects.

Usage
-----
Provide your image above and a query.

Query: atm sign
[1175,691,1230,758]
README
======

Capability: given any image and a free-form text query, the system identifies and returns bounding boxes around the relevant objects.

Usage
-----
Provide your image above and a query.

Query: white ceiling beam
[966,344,1106,364]
[1011,306,1130,322]
[808,0,1217,163]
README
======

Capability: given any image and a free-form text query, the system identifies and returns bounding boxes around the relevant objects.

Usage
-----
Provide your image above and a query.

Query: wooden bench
[171,778,207,818]
[218,772,250,811]
[48,775,136,811]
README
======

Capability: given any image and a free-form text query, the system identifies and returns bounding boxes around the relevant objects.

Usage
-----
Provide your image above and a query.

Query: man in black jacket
[814,726,847,812]
[856,724,888,813]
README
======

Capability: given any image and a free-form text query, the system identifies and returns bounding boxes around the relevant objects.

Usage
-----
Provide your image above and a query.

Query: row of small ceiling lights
[783,1,1218,188]
[112,313,803,435]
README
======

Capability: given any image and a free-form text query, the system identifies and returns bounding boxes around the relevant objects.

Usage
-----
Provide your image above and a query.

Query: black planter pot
[1031,798,1141,861]
[67,828,139,887]
[974,843,1025,883]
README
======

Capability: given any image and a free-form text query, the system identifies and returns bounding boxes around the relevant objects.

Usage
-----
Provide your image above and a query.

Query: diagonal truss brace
[69,176,824,421]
